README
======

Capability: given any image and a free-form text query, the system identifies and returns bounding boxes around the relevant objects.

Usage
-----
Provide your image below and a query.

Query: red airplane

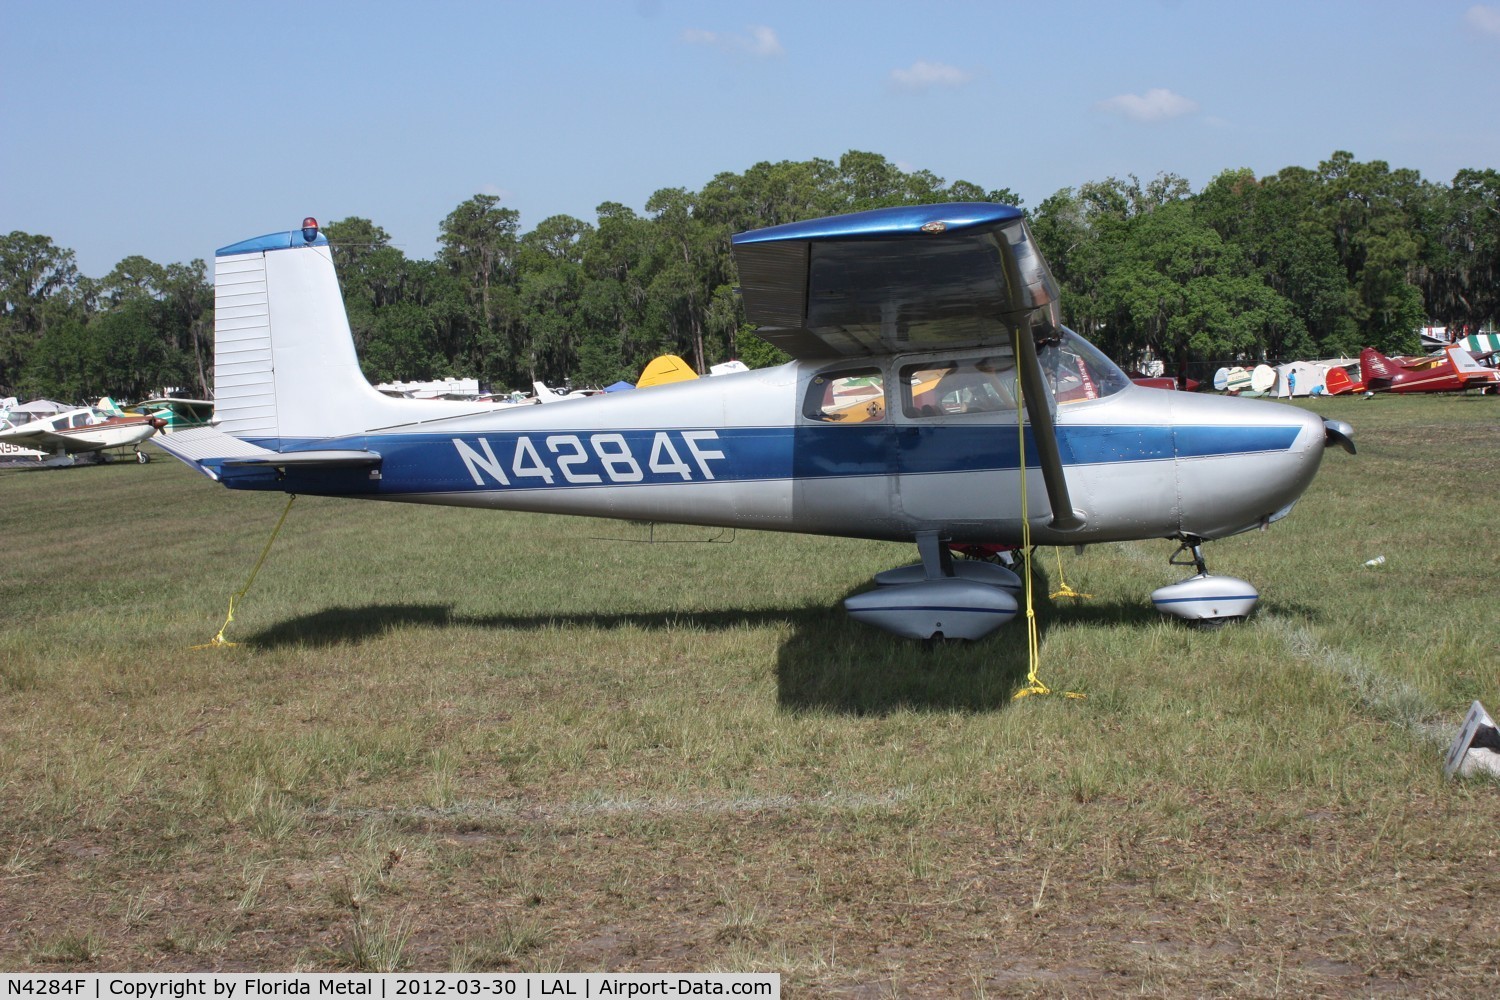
[1325,345,1499,395]
[1127,370,1202,392]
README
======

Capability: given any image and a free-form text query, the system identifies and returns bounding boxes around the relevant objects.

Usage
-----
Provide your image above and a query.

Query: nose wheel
[1151,537,1259,628]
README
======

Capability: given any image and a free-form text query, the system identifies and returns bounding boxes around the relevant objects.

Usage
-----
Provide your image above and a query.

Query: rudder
[1359,347,1397,385]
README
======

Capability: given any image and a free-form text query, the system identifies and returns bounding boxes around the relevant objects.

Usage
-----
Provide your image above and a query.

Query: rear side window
[805,368,885,422]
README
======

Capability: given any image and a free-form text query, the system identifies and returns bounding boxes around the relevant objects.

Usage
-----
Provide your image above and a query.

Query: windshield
[1037,327,1131,403]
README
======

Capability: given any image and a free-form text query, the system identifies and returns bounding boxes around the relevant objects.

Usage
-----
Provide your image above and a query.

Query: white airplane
[155,208,1355,640]
[0,400,159,465]
[530,381,603,404]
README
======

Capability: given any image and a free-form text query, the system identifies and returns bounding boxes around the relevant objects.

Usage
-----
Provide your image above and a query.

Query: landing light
[301,217,319,244]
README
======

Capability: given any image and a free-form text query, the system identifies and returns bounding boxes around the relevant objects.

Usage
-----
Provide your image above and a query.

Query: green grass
[1,393,1497,995]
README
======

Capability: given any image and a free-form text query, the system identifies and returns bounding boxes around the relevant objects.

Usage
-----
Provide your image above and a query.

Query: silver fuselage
[216,356,1328,547]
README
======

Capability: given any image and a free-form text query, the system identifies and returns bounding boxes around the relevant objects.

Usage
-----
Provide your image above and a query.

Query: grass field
[1,393,1497,996]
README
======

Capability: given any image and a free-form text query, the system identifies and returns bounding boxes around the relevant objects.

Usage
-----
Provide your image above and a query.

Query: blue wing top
[731,203,1059,359]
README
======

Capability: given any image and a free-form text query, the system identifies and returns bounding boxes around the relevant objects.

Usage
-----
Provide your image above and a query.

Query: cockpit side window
[901,355,1019,418]
[804,368,886,422]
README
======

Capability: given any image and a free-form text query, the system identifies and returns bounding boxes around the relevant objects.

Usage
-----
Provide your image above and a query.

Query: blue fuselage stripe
[1152,594,1259,605]
[217,423,1301,495]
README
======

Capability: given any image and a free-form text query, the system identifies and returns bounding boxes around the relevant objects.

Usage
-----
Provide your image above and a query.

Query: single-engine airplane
[530,381,604,404]
[155,206,1355,640]
[1353,344,1500,395]
[0,400,159,465]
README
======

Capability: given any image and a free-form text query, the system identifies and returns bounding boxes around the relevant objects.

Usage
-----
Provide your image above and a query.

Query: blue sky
[4,1,1498,278]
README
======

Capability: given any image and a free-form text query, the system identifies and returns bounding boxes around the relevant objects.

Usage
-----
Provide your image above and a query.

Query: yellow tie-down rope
[194,494,297,649]
[1050,547,1092,601]
[1012,384,1084,702]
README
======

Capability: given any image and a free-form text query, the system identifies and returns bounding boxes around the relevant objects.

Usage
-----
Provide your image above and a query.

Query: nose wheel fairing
[1150,539,1259,627]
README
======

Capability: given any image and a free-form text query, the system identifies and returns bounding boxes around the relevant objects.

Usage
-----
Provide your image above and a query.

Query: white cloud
[1465,4,1500,37]
[889,60,973,90]
[681,25,785,58]
[1096,88,1199,123]
[745,25,784,57]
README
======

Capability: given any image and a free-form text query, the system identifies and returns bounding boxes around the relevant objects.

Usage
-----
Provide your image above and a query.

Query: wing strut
[1012,325,1084,532]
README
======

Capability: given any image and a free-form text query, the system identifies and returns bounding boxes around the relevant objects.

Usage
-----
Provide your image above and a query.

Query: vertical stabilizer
[1446,345,1491,378]
[213,226,408,445]
[1358,347,1397,384]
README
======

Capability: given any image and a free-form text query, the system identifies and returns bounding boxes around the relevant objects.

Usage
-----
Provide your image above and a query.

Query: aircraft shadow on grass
[240,570,1164,716]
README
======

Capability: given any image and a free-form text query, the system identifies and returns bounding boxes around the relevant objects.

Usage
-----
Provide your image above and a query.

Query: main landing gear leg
[915,531,956,647]
[915,529,955,580]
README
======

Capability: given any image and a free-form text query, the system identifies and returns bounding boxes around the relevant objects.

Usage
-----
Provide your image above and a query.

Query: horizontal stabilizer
[151,426,379,480]
[149,426,273,463]
[224,450,380,467]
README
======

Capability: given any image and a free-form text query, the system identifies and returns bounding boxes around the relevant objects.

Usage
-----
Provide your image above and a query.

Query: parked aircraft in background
[636,355,750,389]
[530,381,604,404]
[155,207,1355,641]
[1353,344,1500,395]
[131,396,215,433]
[1127,371,1201,392]
[0,400,158,465]
[0,420,46,461]
[374,377,483,400]
[1211,345,1498,398]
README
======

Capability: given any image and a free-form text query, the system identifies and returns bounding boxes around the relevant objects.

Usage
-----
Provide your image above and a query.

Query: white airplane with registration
[154,207,1355,641]
[0,400,159,465]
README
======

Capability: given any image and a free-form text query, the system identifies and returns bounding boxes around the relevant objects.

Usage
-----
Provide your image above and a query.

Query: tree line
[3,149,1497,403]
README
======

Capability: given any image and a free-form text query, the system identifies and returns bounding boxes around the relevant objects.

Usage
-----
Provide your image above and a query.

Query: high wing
[732,202,1081,529]
[730,202,1060,360]
[134,397,215,425]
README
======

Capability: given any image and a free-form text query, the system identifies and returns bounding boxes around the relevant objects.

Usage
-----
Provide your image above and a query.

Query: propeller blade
[1323,418,1356,454]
